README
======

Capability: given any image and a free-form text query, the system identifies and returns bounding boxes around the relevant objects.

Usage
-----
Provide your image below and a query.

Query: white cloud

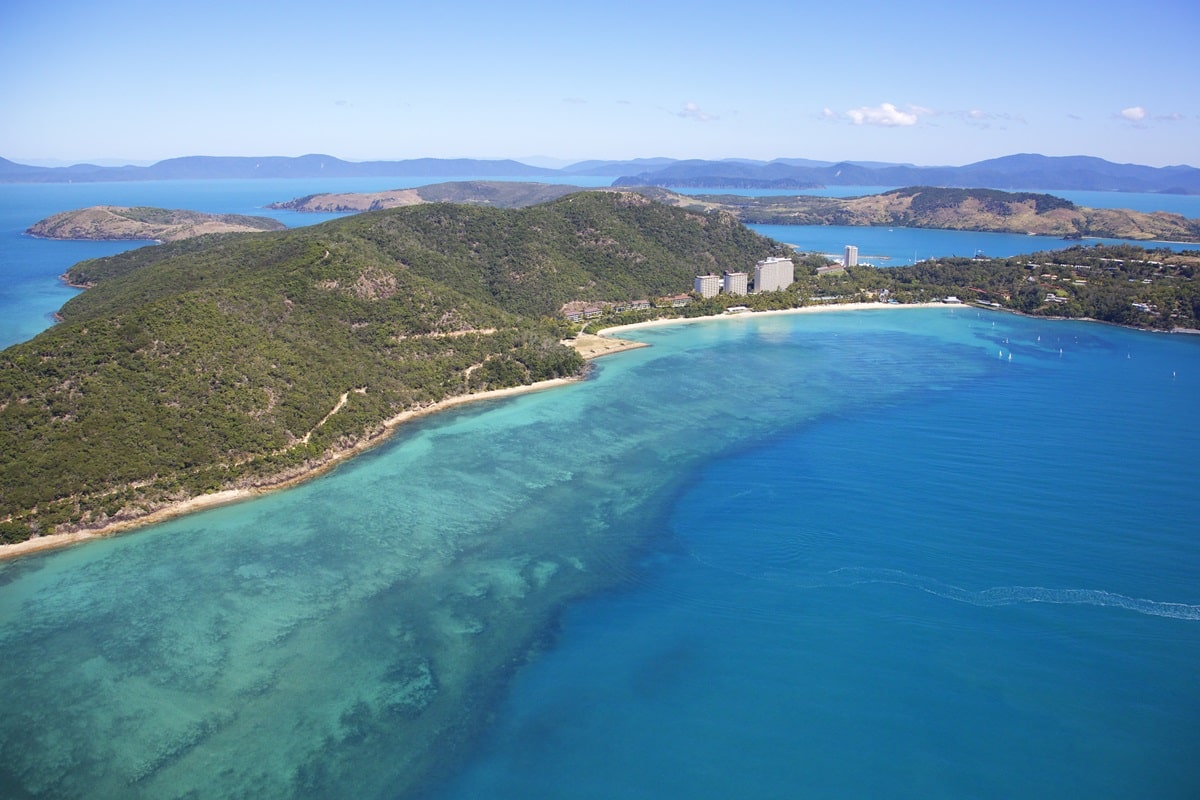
[1120,106,1147,122]
[845,102,922,127]
[677,102,717,122]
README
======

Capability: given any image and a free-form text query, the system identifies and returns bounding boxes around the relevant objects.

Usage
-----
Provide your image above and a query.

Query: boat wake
[820,567,1200,620]
[680,548,1200,621]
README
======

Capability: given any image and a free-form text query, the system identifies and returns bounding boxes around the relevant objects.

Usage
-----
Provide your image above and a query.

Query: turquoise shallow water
[2,307,1198,798]
[1,180,1199,797]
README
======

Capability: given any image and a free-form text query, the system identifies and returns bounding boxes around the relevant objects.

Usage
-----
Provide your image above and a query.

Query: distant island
[3,152,1199,194]
[27,206,286,242]
[272,182,1200,244]
[267,181,588,213]
[681,186,1200,242]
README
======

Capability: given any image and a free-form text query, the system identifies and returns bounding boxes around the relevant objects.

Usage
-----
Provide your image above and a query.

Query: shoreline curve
[0,335,648,561]
[1,303,961,561]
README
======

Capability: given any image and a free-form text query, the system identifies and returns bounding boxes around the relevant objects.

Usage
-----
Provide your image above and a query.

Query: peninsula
[0,192,782,546]
[26,206,287,242]
[3,190,1197,553]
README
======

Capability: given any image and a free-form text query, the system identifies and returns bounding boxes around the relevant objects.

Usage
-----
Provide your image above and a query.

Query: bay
[0,180,1198,798]
[1,307,1197,799]
[432,311,1200,799]
[745,223,1199,266]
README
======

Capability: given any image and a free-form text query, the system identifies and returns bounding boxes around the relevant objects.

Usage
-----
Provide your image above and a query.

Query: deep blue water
[427,311,1200,800]
[747,223,1093,265]
[0,182,1198,798]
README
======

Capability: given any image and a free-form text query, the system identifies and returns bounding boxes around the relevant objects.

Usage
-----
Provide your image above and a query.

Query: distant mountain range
[2,153,1198,194]
[0,155,560,182]
[609,154,1200,194]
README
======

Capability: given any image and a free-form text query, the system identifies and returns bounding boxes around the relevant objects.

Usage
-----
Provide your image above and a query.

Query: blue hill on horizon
[1,153,1197,194]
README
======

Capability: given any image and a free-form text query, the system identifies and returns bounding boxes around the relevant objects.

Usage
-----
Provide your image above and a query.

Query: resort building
[753,257,795,293]
[844,245,859,267]
[694,274,720,298]
[663,293,692,307]
[723,271,748,296]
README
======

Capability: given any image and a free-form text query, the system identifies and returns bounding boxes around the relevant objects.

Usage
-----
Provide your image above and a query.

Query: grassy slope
[27,206,287,242]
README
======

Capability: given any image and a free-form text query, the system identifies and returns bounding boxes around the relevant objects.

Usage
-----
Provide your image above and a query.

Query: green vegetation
[0,192,785,542]
[579,244,1200,331]
[4,185,1194,548]
[871,245,1200,327]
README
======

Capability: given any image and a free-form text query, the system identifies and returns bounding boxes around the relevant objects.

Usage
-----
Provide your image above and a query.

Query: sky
[1,0,1197,168]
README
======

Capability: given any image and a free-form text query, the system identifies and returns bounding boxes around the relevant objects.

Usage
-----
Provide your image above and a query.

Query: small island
[26,206,287,242]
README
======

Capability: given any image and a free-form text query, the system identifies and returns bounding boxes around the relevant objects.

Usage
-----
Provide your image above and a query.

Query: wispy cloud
[1120,106,1147,122]
[826,103,1028,129]
[677,102,717,122]
[563,97,587,105]
[959,108,1026,128]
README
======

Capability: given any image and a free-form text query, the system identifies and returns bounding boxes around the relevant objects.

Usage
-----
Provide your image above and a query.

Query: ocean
[0,180,1198,798]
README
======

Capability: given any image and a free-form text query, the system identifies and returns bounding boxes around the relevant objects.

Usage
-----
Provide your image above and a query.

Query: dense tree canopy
[1,193,786,542]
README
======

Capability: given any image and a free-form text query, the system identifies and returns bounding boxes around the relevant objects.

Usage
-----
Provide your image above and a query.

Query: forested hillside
[1,192,784,543]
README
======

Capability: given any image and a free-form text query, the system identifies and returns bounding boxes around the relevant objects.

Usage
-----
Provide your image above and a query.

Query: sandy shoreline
[0,340,653,561]
[598,301,951,335]
[0,302,942,561]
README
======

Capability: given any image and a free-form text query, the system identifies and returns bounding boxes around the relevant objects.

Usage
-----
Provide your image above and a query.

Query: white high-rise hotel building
[694,274,720,298]
[723,271,748,296]
[753,257,795,293]
[844,245,859,267]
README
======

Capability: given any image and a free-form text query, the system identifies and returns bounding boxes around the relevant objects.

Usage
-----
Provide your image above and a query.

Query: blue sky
[2,0,1197,167]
